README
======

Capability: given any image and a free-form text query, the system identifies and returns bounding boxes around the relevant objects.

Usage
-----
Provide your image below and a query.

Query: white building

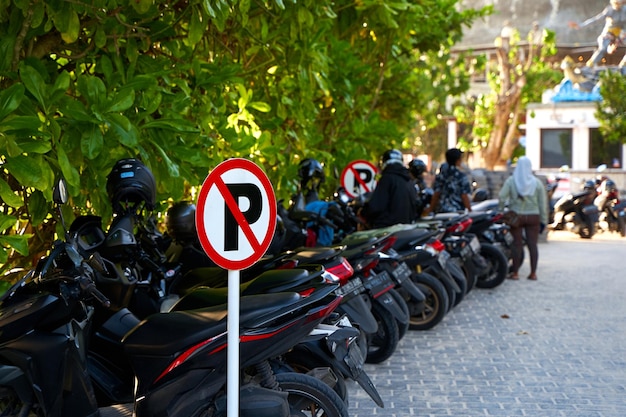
[524,99,625,171]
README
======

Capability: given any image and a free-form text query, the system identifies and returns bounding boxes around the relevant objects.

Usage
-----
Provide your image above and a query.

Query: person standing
[498,156,548,281]
[569,0,626,67]
[408,158,429,218]
[362,149,417,228]
[423,148,472,214]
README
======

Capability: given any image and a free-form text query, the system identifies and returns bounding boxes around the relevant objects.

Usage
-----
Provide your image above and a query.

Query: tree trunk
[481,39,532,169]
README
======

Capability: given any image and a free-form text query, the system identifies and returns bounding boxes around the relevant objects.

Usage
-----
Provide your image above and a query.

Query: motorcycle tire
[579,220,595,239]
[365,301,399,364]
[275,372,349,417]
[424,266,456,312]
[475,243,508,289]
[387,288,410,340]
[393,283,426,329]
[0,386,42,416]
[507,248,524,274]
[619,216,626,237]
[409,272,449,331]
[455,255,477,293]
[280,351,349,406]
[446,259,468,307]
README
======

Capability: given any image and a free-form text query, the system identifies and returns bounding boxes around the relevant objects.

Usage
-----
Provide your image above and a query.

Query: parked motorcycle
[0,179,350,417]
[328,190,455,331]
[594,178,626,236]
[339,223,454,331]
[550,180,599,238]
[77,203,382,406]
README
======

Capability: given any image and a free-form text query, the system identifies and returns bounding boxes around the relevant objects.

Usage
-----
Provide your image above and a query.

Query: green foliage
[0,0,488,272]
[596,70,626,144]
[468,28,561,156]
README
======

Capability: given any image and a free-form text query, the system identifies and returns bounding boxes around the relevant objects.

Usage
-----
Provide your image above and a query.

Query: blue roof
[551,79,602,102]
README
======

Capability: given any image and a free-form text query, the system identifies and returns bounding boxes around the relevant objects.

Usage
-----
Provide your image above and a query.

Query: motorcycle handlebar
[78,274,111,308]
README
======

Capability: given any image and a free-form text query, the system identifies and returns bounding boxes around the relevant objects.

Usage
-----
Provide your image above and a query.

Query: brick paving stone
[348,231,626,417]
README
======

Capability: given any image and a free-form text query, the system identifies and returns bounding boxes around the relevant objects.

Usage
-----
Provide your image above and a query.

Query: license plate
[390,262,412,283]
[363,270,393,296]
[460,244,472,260]
[335,276,363,297]
[438,250,450,268]
[469,236,481,252]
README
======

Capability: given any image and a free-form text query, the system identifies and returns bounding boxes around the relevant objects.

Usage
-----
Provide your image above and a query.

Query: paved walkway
[347,231,626,416]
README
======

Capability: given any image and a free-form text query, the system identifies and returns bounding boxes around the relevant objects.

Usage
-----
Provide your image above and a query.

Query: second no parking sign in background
[340,159,379,198]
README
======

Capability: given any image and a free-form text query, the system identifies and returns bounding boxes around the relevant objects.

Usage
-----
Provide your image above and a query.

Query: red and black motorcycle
[0,180,350,417]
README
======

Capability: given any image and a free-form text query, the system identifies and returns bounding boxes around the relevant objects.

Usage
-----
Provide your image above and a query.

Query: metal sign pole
[195,159,277,417]
[227,269,240,416]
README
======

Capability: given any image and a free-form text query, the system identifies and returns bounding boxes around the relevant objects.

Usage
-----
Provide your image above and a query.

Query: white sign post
[195,158,277,416]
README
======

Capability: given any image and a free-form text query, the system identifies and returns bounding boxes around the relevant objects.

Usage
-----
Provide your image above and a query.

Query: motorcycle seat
[390,228,433,250]
[123,292,302,356]
[467,211,491,222]
[287,246,342,263]
[171,268,317,311]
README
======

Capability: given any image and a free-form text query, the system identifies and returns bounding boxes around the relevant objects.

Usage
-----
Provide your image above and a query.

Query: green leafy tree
[0,0,488,274]
[596,70,626,144]
[464,26,562,168]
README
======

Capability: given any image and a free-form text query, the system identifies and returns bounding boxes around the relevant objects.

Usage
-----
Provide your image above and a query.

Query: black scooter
[550,184,599,239]
[71,209,383,407]
[0,180,349,417]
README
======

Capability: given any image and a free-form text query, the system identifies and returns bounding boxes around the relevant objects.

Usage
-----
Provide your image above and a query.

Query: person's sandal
[527,274,537,281]
[508,273,519,280]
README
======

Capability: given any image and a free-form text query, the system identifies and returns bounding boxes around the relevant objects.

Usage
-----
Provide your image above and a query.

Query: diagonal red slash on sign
[214,175,262,253]
[349,166,371,193]
[196,158,276,271]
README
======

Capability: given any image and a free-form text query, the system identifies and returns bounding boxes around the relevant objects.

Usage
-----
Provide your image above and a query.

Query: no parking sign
[340,159,379,198]
[195,158,277,415]
[196,158,277,270]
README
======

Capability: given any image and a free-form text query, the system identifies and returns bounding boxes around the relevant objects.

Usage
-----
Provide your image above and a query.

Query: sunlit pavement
[348,230,626,417]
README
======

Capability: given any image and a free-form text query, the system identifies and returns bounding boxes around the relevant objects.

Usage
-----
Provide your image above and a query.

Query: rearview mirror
[53,178,68,205]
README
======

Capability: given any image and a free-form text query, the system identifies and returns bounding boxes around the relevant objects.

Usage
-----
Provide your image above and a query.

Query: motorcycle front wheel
[409,272,449,331]
[365,301,399,364]
[579,220,595,239]
[446,259,468,307]
[388,288,410,340]
[275,372,349,417]
[0,386,42,417]
[475,243,508,289]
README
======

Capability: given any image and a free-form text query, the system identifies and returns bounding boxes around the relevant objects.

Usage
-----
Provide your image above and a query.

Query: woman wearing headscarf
[498,157,548,280]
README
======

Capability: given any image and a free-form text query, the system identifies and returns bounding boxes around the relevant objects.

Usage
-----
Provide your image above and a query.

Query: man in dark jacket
[363,149,417,228]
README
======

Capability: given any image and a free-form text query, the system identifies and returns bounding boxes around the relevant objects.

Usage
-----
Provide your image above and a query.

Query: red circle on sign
[340,160,379,198]
[196,159,277,270]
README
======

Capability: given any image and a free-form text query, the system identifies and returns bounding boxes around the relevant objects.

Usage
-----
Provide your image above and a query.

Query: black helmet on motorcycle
[380,149,403,170]
[583,180,596,193]
[408,158,427,178]
[599,179,618,194]
[297,158,325,182]
[107,158,157,213]
[472,188,490,202]
[297,158,325,191]
[165,201,197,244]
